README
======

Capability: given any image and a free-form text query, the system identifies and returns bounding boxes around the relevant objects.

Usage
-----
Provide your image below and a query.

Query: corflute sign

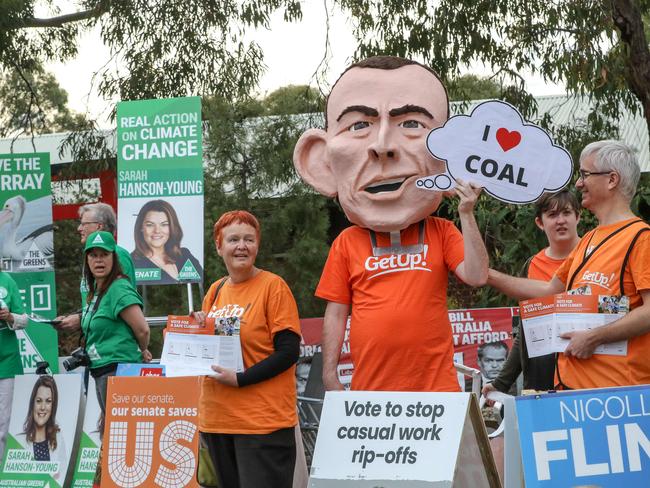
[516,385,650,487]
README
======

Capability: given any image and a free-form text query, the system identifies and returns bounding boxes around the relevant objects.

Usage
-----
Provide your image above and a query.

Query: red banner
[299,307,517,387]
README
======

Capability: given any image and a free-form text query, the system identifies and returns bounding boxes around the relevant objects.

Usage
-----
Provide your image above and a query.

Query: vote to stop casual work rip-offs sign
[309,391,499,487]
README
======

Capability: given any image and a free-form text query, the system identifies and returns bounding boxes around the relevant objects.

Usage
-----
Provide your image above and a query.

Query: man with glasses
[55,203,136,330]
[488,140,650,389]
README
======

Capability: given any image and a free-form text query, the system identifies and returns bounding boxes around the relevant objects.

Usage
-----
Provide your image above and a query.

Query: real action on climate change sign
[516,385,650,487]
[116,97,204,286]
[0,152,58,373]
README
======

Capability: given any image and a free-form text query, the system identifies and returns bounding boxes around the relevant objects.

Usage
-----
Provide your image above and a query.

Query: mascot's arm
[487,270,563,301]
[321,301,349,391]
[454,179,488,286]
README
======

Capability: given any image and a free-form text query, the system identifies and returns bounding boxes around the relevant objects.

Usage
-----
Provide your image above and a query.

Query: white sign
[416,100,573,204]
[160,332,244,376]
[309,391,499,487]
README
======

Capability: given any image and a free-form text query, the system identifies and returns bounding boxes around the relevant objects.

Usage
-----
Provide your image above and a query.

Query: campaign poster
[298,307,515,392]
[450,307,516,387]
[70,375,103,488]
[0,152,59,373]
[0,374,83,488]
[102,376,201,488]
[516,385,650,487]
[116,96,204,286]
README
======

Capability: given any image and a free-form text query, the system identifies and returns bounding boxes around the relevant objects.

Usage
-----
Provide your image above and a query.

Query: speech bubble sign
[416,100,573,204]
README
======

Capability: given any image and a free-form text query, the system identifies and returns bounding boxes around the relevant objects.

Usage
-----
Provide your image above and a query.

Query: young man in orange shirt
[294,56,488,392]
[489,140,650,389]
[483,190,580,397]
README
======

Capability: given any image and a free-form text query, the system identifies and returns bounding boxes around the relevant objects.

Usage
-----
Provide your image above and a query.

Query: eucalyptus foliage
[339,0,650,142]
[202,86,329,318]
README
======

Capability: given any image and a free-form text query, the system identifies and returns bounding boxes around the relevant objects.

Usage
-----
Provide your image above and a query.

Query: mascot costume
[293,56,488,392]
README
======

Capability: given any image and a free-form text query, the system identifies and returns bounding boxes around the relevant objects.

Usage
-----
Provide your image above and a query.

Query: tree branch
[20,2,109,28]
[610,0,650,144]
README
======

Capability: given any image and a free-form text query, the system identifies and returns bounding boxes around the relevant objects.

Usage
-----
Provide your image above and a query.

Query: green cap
[84,231,116,253]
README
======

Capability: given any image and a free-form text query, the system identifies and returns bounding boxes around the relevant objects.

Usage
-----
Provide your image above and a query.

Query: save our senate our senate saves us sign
[116,96,204,286]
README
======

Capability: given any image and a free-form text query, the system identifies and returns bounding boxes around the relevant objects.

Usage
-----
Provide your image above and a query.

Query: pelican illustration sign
[0,152,58,373]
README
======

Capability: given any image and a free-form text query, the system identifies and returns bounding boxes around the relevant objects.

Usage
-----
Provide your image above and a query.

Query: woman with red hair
[195,210,301,488]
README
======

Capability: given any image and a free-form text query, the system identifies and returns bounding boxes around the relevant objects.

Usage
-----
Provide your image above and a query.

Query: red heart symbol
[496,128,521,152]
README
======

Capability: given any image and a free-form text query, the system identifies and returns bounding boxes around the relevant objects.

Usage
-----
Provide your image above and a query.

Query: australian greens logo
[0,286,7,300]
[178,260,200,281]
[92,234,105,245]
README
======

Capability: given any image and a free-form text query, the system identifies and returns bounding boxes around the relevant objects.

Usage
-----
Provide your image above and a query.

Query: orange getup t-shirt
[528,248,564,281]
[198,270,300,434]
[316,217,465,392]
[554,218,650,389]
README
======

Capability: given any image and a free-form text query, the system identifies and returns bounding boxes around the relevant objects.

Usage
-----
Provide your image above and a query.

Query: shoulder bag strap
[567,219,643,290]
[619,226,650,296]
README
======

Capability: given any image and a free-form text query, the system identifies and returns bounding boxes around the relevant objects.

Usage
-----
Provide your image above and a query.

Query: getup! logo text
[364,245,430,279]
[579,270,616,291]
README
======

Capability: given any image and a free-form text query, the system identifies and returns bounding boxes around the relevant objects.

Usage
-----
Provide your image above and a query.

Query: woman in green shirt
[80,231,151,414]
[0,270,28,462]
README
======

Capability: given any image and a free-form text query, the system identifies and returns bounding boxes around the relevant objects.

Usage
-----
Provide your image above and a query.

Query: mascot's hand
[454,179,482,215]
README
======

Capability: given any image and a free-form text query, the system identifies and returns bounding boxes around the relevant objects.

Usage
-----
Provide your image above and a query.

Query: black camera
[62,347,90,371]
[35,361,50,375]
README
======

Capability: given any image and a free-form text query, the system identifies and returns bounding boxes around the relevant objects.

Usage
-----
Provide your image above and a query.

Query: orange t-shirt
[528,248,564,281]
[198,270,301,434]
[554,218,650,389]
[316,217,464,392]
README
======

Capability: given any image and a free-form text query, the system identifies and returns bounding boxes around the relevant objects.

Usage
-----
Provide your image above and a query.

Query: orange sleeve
[441,219,465,272]
[315,232,352,304]
[553,237,585,285]
[266,277,301,337]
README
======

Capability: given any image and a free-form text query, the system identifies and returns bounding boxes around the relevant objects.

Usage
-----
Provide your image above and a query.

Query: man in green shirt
[0,270,28,461]
[55,203,136,330]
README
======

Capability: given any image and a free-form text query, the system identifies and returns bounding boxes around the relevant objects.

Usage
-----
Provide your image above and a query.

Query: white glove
[9,313,29,330]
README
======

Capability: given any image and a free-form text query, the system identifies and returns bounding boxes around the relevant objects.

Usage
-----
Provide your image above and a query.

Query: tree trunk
[611,0,650,148]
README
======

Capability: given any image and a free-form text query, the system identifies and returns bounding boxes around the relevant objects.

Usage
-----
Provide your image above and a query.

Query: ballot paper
[519,293,628,358]
[161,331,244,376]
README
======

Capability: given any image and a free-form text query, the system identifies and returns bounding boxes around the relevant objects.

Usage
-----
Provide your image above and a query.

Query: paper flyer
[520,293,628,358]
[160,332,244,377]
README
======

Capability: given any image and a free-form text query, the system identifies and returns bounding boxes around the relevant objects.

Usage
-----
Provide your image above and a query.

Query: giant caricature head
[294,56,449,232]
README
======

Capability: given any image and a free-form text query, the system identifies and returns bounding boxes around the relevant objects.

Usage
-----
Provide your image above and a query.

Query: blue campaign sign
[516,385,650,487]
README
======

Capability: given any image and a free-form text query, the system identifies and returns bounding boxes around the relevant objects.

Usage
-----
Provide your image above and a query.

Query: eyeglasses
[578,169,613,181]
[79,221,100,227]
